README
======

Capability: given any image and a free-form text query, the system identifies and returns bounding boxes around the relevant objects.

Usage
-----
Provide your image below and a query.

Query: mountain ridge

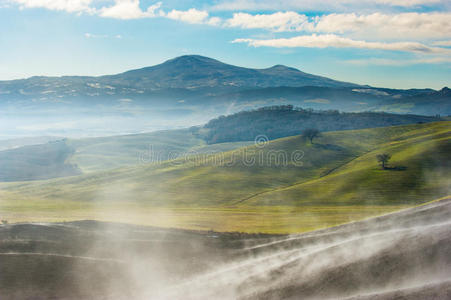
[0,55,449,139]
[0,55,359,90]
[104,54,360,89]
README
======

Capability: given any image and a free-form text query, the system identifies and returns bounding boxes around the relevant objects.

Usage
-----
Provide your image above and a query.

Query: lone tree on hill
[376,153,391,169]
[303,128,321,144]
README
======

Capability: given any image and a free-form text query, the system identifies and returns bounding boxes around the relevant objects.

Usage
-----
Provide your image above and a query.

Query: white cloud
[164,8,222,25]
[376,0,442,7]
[314,12,451,40]
[85,33,123,39]
[226,12,310,32]
[11,0,94,13]
[432,40,451,46]
[345,56,451,66]
[232,34,451,54]
[9,0,224,25]
[99,0,161,20]
[211,0,445,11]
[207,16,222,26]
[85,32,104,38]
[165,8,209,24]
[223,12,451,40]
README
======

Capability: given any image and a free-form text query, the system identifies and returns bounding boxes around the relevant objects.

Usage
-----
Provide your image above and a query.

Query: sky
[1,0,450,89]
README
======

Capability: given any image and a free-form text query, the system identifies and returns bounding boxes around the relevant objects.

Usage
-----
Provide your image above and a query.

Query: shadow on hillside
[384,166,408,171]
[313,143,346,151]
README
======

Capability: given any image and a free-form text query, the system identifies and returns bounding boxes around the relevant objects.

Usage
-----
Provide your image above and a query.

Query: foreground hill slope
[245,121,451,206]
[171,196,451,300]
[0,121,449,232]
[0,197,450,299]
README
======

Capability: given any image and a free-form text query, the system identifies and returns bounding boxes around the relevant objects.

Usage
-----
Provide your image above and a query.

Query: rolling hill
[199,106,441,143]
[0,129,252,178]
[1,108,438,179]
[0,140,81,182]
[0,108,442,179]
[1,121,449,233]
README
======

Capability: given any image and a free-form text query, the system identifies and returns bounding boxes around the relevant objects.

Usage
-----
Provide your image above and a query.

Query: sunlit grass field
[0,121,449,233]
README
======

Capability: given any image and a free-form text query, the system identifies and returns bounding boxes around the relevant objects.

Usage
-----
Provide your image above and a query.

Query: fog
[0,100,449,299]
[0,105,218,139]
[1,197,450,299]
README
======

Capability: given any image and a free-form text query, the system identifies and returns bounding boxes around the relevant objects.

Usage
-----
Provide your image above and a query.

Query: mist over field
[0,56,450,300]
[1,198,451,299]
[1,0,451,298]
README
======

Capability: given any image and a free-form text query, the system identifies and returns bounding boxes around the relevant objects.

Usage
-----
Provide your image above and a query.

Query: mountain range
[0,55,357,96]
[0,55,449,137]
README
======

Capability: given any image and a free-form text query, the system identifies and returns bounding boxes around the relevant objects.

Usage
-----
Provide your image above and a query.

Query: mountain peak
[163,55,224,66]
[112,55,358,88]
[267,64,301,72]
[269,64,291,69]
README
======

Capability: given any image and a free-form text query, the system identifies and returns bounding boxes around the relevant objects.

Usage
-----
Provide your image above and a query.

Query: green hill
[0,140,81,182]
[0,129,252,179]
[67,128,253,172]
[0,121,449,233]
[67,129,205,172]
[199,105,441,144]
[0,108,443,181]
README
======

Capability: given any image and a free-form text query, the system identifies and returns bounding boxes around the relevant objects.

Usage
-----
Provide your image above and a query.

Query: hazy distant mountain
[377,87,451,115]
[0,55,449,137]
[0,55,358,100]
[0,136,62,151]
[108,55,360,89]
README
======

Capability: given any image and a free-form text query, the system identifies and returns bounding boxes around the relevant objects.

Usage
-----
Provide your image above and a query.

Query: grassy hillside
[68,129,253,172]
[0,121,449,233]
[0,129,251,179]
[0,140,81,182]
[67,129,204,172]
[245,124,450,206]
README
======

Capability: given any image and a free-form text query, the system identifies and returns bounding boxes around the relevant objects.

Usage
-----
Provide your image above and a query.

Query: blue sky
[1,0,450,89]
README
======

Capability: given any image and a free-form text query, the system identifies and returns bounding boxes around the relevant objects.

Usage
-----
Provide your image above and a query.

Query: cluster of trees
[199,105,439,144]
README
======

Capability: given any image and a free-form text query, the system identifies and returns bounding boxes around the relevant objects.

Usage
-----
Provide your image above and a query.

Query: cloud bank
[8,0,451,63]
[226,12,451,40]
[9,0,218,24]
[232,34,451,54]
[11,0,94,13]
[211,0,447,11]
